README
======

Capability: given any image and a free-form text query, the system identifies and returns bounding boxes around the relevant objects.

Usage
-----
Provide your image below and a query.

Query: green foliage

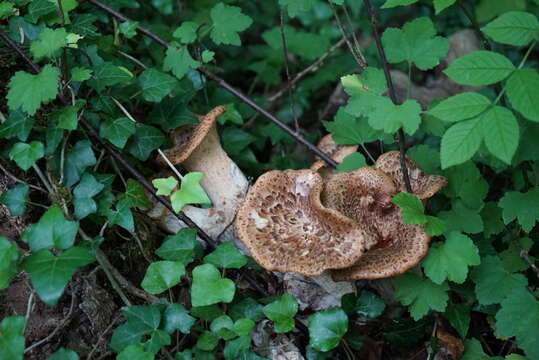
[428,92,491,123]
[156,228,202,264]
[48,348,80,360]
[203,242,248,269]
[308,308,348,352]
[0,184,29,216]
[499,187,539,232]
[506,69,539,122]
[0,237,19,290]
[141,261,185,294]
[444,51,515,86]
[30,27,67,60]
[394,273,449,320]
[210,3,252,46]
[170,172,212,213]
[99,117,136,148]
[262,293,298,333]
[163,44,200,80]
[73,173,105,219]
[9,141,44,171]
[190,264,235,307]
[391,192,446,235]
[481,11,539,46]
[22,205,79,251]
[0,316,25,360]
[7,65,59,115]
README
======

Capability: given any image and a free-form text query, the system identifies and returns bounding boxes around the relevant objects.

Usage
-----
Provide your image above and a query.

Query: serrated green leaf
[335,153,367,173]
[0,316,25,360]
[30,27,67,60]
[173,21,198,43]
[141,260,185,294]
[22,205,79,251]
[422,232,480,284]
[433,0,457,14]
[480,106,519,164]
[210,2,252,45]
[70,66,92,82]
[381,0,418,8]
[342,67,387,96]
[392,192,428,224]
[202,50,215,63]
[126,124,165,161]
[156,228,201,264]
[0,237,19,290]
[263,293,298,333]
[368,98,422,135]
[0,2,15,19]
[119,20,138,39]
[138,69,177,103]
[191,263,235,307]
[440,117,483,169]
[438,200,484,234]
[308,308,348,352]
[0,110,35,141]
[203,242,248,269]
[323,109,384,145]
[506,68,539,122]
[462,338,497,360]
[481,11,539,46]
[279,0,315,17]
[7,65,59,115]
[499,187,539,232]
[99,117,136,148]
[481,202,505,238]
[394,273,449,320]
[73,173,104,219]
[428,92,491,123]
[0,184,29,216]
[9,141,44,171]
[471,255,528,305]
[382,17,449,70]
[22,247,95,305]
[496,289,539,360]
[163,43,200,80]
[170,172,211,213]
[443,50,515,86]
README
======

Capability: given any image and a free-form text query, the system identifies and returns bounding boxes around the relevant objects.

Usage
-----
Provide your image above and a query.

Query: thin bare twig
[362,0,413,193]
[329,1,367,71]
[279,9,300,133]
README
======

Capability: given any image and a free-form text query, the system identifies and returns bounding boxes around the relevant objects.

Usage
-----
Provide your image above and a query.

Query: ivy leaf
[210,315,237,340]
[163,43,200,80]
[0,316,25,360]
[119,20,138,38]
[118,179,152,208]
[141,260,185,294]
[190,264,235,307]
[496,288,539,360]
[148,97,198,131]
[173,21,198,43]
[355,291,386,318]
[22,247,95,306]
[99,117,136,148]
[394,273,449,320]
[499,187,539,232]
[110,305,166,352]
[440,117,483,169]
[22,205,79,251]
[196,331,219,351]
[391,192,428,224]
[156,228,202,264]
[138,69,177,103]
[0,110,35,141]
[47,348,79,360]
[368,98,422,135]
[433,0,457,14]
[7,65,59,115]
[63,140,96,187]
[0,184,29,216]
[52,105,79,130]
[279,0,315,17]
[89,62,133,91]
[422,232,480,284]
[117,345,153,360]
[9,141,44,171]
[162,303,196,334]
[323,109,383,145]
[480,106,519,164]
[481,11,539,46]
[428,92,491,123]
[107,198,134,232]
[229,298,265,322]
[381,0,418,8]
[210,2,252,46]
[263,293,298,333]
[506,69,539,122]
[471,255,528,305]
[70,66,92,82]
[335,153,367,173]
[73,173,104,219]
[308,308,348,352]
[443,50,515,86]
[126,124,165,161]
[382,17,449,70]
[30,27,67,60]
[170,172,211,213]
[203,242,248,269]
[152,176,178,196]
[0,237,19,290]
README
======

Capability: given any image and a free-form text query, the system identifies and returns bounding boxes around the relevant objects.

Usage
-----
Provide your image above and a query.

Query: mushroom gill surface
[235,169,376,276]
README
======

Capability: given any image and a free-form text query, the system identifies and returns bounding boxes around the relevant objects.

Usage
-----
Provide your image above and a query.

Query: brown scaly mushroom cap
[235,169,377,276]
[310,134,359,172]
[376,151,447,200]
[320,167,431,280]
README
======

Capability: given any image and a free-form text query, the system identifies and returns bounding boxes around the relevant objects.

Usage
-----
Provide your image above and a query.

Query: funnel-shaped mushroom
[235,169,377,276]
[310,134,358,173]
[376,151,447,200]
[149,106,249,240]
[321,167,431,280]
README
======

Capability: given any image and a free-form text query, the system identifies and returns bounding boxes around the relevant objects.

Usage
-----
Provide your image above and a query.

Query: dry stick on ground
[85,0,338,168]
[362,0,413,193]
[0,28,271,298]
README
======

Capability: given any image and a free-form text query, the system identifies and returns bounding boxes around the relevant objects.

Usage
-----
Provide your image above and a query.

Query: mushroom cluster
[235,138,447,280]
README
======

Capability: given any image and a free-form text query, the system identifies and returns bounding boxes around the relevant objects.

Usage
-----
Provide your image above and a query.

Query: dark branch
[0,28,41,74]
[85,0,338,168]
[362,0,413,193]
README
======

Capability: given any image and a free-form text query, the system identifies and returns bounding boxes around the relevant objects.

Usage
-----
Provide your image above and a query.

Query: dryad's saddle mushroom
[235,169,377,276]
[148,106,249,241]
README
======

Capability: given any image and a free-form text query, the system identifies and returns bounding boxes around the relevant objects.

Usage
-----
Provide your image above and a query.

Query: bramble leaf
[30,27,67,60]
[506,68,539,122]
[428,92,491,123]
[324,109,384,145]
[335,153,367,173]
[443,50,515,86]
[480,106,519,164]
[440,117,483,169]
[481,11,539,46]
[173,21,198,43]
[433,0,457,14]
